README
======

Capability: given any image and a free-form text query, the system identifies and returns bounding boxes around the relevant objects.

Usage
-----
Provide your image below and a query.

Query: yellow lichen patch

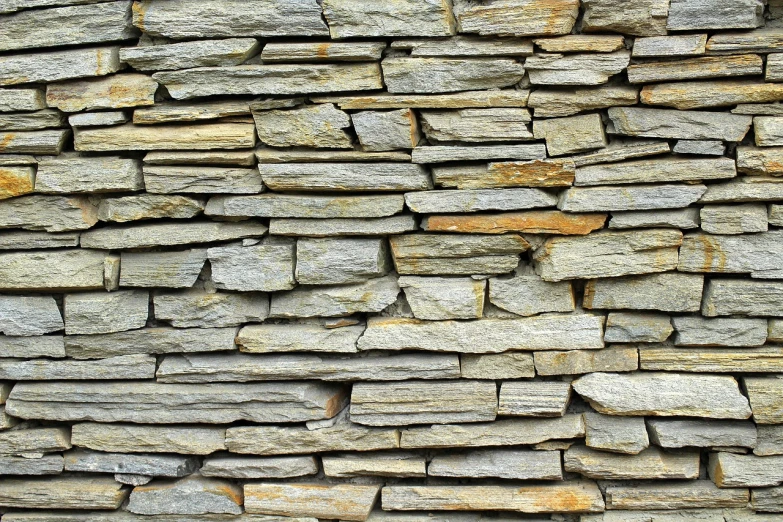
[0,167,34,199]
[486,159,576,188]
[424,211,607,235]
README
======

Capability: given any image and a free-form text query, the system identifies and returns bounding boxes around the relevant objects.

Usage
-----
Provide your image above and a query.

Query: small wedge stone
[745,377,783,423]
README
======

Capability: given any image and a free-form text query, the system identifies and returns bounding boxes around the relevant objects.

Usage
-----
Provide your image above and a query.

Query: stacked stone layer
[1,0,783,520]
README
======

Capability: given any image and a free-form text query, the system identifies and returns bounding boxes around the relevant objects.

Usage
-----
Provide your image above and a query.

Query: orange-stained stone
[479,159,575,188]
[641,80,783,110]
[245,483,381,521]
[0,166,34,199]
[422,211,606,235]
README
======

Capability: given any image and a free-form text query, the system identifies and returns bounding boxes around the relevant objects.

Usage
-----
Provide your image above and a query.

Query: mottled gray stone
[322,0,454,37]
[768,52,783,81]
[498,381,571,416]
[390,233,530,259]
[755,116,783,146]
[0,249,107,291]
[6,381,347,424]
[585,413,649,454]
[127,475,242,515]
[0,454,63,475]
[605,312,673,343]
[667,0,765,30]
[534,347,639,376]
[533,113,607,156]
[0,109,65,131]
[632,34,708,57]
[68,110,129,127]
[648,419,757,449]
[525,51,630,85]
[454,0,579,36]
[83,221,266,250]
[154,291,268,328]
[0,295,62,336]
[322,452,425,478]
[64,290,147,335]
[0,335,65,358]
[236,322,363,354]
[411,144,546,163]
[156,352,459,383]
[582,0,668,36]
[560,184,707,212]
[0,46,121,86]
[746,377,783,423]
[317,90,531,110]
[672,316,767,346]
[575,157,736,185]
[0,476,128,510]
[673,140,726,155]
[253,103,352,149]
[64,326,235,359]
[72,423,227,455]
[533,229,683,281]
[395,35,535,56]
[488,267,575,316]
[359,314,603,353]
[382,57,525,94]
[352,109,420,151]
[98,195,204,223]
[64,450,197,477]
[572,139,671,167]
[75,123,257,152]
[710,452,783,487]
[566,446,699,480]
[120,38,260,71]
[206,194,403,219]
[153,63,382,99]
[0,87,45,112]
[605,480,749,510]
[533,34,625,52]
[756,425,783,455]
[131,0,328,38]
[702,279,783,317]
[460,352,535,379]
[259,163,431,192]
[0,231,78,250]
[271,276,400,318]
[529,85,638,118]
[573,372,752,418]
[737,147,783,176]
[120,249,207,289]
[429,449,561,480]
[351,380,497,426]
[608,107,751,141]
[584,272,704,312]
[420,108,532,142]
[770,319,783,343]
[0,195,98,232]
[0,354,155,381]
[0,130,69,155]
[261,41,386,62]
[405,188,555,213]
[134,99,255,125]
[0,427,71,455]
[144,165,263,194]
[201,456,317,479]
[399,276,485,320]
[296,238,390,285]
[627,54,763,84]
[700,178,783,203]
[678,231,783,278]
[46,74,157,112]
[208,242,294,292]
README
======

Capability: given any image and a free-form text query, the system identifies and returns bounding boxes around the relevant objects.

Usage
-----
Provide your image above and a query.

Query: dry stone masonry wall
[1,0,783,520]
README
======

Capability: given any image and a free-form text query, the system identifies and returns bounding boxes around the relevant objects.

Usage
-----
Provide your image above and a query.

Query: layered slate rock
[565,446,700,479]
[127,475,243,515]
[244,483,380,521]
[0,476,129,510]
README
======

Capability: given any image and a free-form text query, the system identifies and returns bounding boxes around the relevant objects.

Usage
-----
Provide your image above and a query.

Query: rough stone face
[262,41,386,62]
[0,109,66,131]
[604,312,673,343]
[0,427,71,455]
[0,354,155,381]
[667,0,765,30]
[382,57,525,94]
[120,249,208,288]
[498,381,571,417]
[710,452,783,488]
[253,103,352,149]
[208,242,295,292]
[322,452,425,478]
[0,455,63,476]
[0,87,45,112]
[207,194,403,219]
[127,475,242,515]
[737,146,783,176]
[71,423,227,455]
[153,291,268,328]
[64,450,197,478]
[36,156,142,194]
[322,0,454,37]
[533,229,683,281]
[678,231,783,278]
[296,238,390,285]
[628,55,763,84]
[0,166,34,199]
[0,195,99,232]
[420,108,532,142]
[352,109,420,151]
[422,211,606,235]
[454,0,580,36]
[566,446,699,480]
[98,195,205,222]
[46,74,157,113]
[582,0,669,36]
[64,290,148,335]
[756,424,783,455]
[120,38,260,71]
[64,327,236,359]
[700,178,783,203]
[533,113,607,156]
[529,85,638,118]
[144,165,263,194]
[75,123,257,152]
[573,372,752,419]
[0,230,80,250]
[525,51,630,85]
[648,419,757,449]
[0,249,107,291]
[358,314,604,353]
[0,476,128,510]
[585,413,649,454]
[0,335,65,358]
[460,352,535,379]
[244,483,380,521]
[260,163,431,192]
[394,36,535,56]
[672,316,767,347]
[640,80,783,110]
[273,217,417,237]
[271,275,400,318]
[405,188,556,213]
[574,157,736,185]
[604,480,749,510]
[608,107,752,141]
[0,46,122,86]
[559,184,707,212]
[436,160,576,189]
[69,110,129,127]
[429,449,562,480]
[489,268,574,316]
[399,276,485,320]
[633,34,708,56]
[534,34,625,52]
[0,295,63,336]
[673,140,726,155]
[745,377,783,423]
[755,116,783,146]
[318,89,531,110]
[411,144,546,163]
[134,99,254,124]
[81,221,265,250]
[700,204,768,234]
[237,322,363,354]
[0,130,69,155]
[201,456,318,479]
[535,347,639,375]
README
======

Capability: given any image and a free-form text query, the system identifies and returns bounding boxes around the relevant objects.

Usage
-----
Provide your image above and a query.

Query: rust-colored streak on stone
[424,211,607,235]
[486,159,576,187]
[0,167,33,199]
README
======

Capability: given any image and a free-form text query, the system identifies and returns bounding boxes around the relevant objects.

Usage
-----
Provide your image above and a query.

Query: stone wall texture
[1,0,783,520]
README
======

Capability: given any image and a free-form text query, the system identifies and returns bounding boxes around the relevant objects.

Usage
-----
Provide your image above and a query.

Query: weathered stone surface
[489,267,574,316]
[207,242,294,292]
[296,238,390,285]
[411,144,546,163]
[64,450,197,478]
[120,249,208,288]
[771,319,783,342]
[643,346,783,373]
[46,74,157,113]
[572,139,671,167]
[673,140,726,155]
[0,295,62,336]
[0,195,98,232]
[6,381,347,424]
[245,483,380,521]
[253,103,351,149]
[262,41,385,62]
[64,290,147,335]
[429,449,562,480]
[271,276,400,318]
[706,27,783,54]
[533,113,607,156]
[127,475,242,515]
[582,0,668,36]
[533,229,682,281]
[353,109,420,151]
[134,99,255,125]
[710,452,783,488]
[82,221,265,250]
[460,352,535,379]
[154,291,268,328]
[608,107,752,141]
[98,195,205,222]
[120,38,259,71]
[529,85,638,118]
[667,0,765,30]
[0,130,69,155]
[389,232,527,260]
[0,354,155,381]
[257,148,411,164]
[0,87,45,112]
[0,476,128,510]
[573,372,751,419]
[423,211,606,235]
[316,90,530,110]
[381,481,605,513]
[628,54,763,84]
[75,123,256,151]
[0,249,107,291]
[0,109,65,131]
[0,166,33,199]
[632,34,708,57]
[745,377,783,423]
[535,347,639,376]
[237,322,363,354]
[399,276,485,320]
[351,380,496,426]
[566,445,698,480]
[535,35,625,52]
[436,159,575,189]
[454,0,579,36]
[420,108,532,142]
[405,189,555,214]
[672,316,767,346]
[575,157,736,185]
[0,47,120,89]
[394,35,535,56]
[604,312,672,343]
[648,419,757,449]
[585,413,648,454]
[641,80,783,110]
[756,424,783,455]
[737,146,783,175]
[393,255,520,275]
[678,231,783,278]
[144,165,263,194]
[322,0,453,37]
[0,454,63,475]
[64,327,236,359]
[700,178,783,203]
[703,279,783,317]
[753,487,783,512]
[0,427,70,455]
[69,110,129,127]
[207,194,403,219]
[605,481,749,510]
[0,231,79,250]
[498,381,571,416]
[755,116,783,146]
[153,63,382,99]
[322,452,425,478]
[259,163,431,192]
[358,314,604,353]
[71,423,226,455]
[525,51,630,85]
[201,456,317,479]
[383,57,525,94]
[0,335,65,358]
[36,156,142,194]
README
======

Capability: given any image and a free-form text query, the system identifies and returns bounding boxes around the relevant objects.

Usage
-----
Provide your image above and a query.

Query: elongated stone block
[65,290,147,335]
[201,456,317,479]
[323,0,453,37]
[0,427,70,455]
[535,347,639,376]
[678,231,783,278]
[737,146,783,175]
[237,323,363,354]
[134,99,255,125]
[260,163,431,192]
[672,316,767,347]
[244,483,380,521]
[399,276,485,320]
[36,156,142,194]
[128,475,242,515]
[585,413,649,454]
[75,123,256,151]
[422,211,606,235]
[144,165,263,194]
[0,335,65,358]
[0,46,122,86]
[633,34,708,57]
[498,381,571,416]
[322,452,425,478]
[608,107,752,141]
[0,476,128,510]
[628,54,763,83]
[153,291,269,328]
[700,204,768,234]
[206,194,404,219]
[421,108,532,142]
[529,85,638,118]
[702,279,783,317]
[0,195,98,232]
[584,272,704,312]
[667,0,765,30]
[566,445,699,480]
[436,159,574,188]
[710,452,783,487]
[411,144,546,163]
[648,419,757,449]
[120,38,260,71]
[208,242,295,292]
[270,276,400,318]
[47,73,157,113]
[383,57,525,94]
[0,249,107,291]
[0,295,62,336]
[98,195,205,223]
[429,449,562,480]
[120,249,207,288]
[352,109,420,151]
[0,130,69,155]
[575,157,736,186]
[604,312,672,343]
[71,423,226,455]
[262,41,385,62]
[82,221,265,250]
[0,454,63,475]
[605,481,749,510]
[0,87,45,112]
[64,450,197,478]
[0,354,155,380]
[455,0,579,36]
[641,80,783,110]
[582,0,668,36]
[559,184,707,212]
[389,233,530,263]
[526,51,630,86]
[534,34,624,53]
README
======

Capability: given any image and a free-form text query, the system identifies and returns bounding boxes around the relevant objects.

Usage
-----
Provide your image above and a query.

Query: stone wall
[0,0,783,520]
